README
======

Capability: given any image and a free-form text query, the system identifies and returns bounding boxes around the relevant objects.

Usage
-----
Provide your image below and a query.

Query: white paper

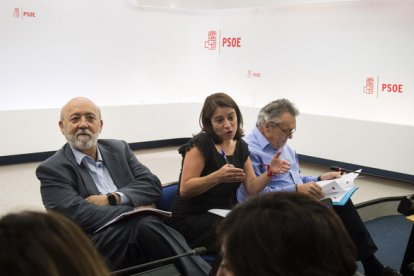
[94,207,172,233]
[318,169,361,204]
[208,208,231,218]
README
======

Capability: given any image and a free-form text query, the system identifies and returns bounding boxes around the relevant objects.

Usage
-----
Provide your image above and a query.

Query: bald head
[60,97,101,121]
[59,97,103,158]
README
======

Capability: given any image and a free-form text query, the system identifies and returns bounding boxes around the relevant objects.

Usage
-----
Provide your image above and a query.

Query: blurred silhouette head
[0,210,109,276]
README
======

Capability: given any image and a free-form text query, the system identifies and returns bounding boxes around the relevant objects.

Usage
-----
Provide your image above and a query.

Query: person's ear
[59,121,64,134]
[99,120,103,133]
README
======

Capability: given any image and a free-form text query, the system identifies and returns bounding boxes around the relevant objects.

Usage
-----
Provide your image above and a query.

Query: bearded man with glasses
[236,98,401,276]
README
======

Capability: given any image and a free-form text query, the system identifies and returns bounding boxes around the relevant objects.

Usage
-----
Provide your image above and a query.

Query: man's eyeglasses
[269,122,296,136]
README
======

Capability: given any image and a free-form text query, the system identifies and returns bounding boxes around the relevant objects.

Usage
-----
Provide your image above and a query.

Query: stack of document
[94,207,172,233]
[317,169,361,206]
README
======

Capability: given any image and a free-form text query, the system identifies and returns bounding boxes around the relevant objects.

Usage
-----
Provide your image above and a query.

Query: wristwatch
[107,193,117,205]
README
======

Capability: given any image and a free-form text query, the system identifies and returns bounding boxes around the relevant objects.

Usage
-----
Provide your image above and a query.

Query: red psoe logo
[381,83,403,93]
[363,77,375,94]
[23,11,36,17]
[247,70,261,78]
[204,31,217,51]
[13,7,36,18]
[222,37,241,48]
[13,8,20,18]
[204,30,242,54]
[362,76,404,98]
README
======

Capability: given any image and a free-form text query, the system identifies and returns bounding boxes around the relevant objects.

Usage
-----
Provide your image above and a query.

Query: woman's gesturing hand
[217,164,246,183]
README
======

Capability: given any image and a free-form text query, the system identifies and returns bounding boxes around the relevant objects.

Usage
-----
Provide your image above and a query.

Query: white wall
[0,103,203,155]
[1,0,413,176]
[2,104,413,176]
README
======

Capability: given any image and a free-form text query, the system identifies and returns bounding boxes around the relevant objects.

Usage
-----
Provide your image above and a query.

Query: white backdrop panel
[0,0,413,175]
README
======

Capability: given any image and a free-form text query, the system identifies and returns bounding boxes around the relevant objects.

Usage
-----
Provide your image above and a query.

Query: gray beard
[66,132,98,151]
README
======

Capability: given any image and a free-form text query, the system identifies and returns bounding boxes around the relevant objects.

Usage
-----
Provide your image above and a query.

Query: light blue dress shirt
[71,145,129,204]
[237,127,318,203]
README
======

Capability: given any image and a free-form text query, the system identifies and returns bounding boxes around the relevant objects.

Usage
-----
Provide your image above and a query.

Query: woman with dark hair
[167,92,290,254]
[0,210,110,276]
[217,192,357,276]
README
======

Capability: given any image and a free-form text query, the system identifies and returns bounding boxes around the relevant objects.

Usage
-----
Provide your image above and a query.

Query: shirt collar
[69,145,103,165]
[253,126,278,151]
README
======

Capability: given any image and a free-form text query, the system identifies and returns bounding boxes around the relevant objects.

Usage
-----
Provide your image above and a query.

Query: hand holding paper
[317,169,361,205]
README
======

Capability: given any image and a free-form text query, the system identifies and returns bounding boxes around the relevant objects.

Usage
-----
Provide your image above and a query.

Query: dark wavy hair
[217,193,357,276]
[199,92,244,144]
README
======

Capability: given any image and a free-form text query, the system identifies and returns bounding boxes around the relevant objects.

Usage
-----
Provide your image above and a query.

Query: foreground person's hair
[217,192,357,276]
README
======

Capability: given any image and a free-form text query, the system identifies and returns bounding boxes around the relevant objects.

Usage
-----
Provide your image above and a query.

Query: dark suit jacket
[36,139,162,235]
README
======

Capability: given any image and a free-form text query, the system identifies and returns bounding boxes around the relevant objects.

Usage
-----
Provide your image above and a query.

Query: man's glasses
[269,122,296,136]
